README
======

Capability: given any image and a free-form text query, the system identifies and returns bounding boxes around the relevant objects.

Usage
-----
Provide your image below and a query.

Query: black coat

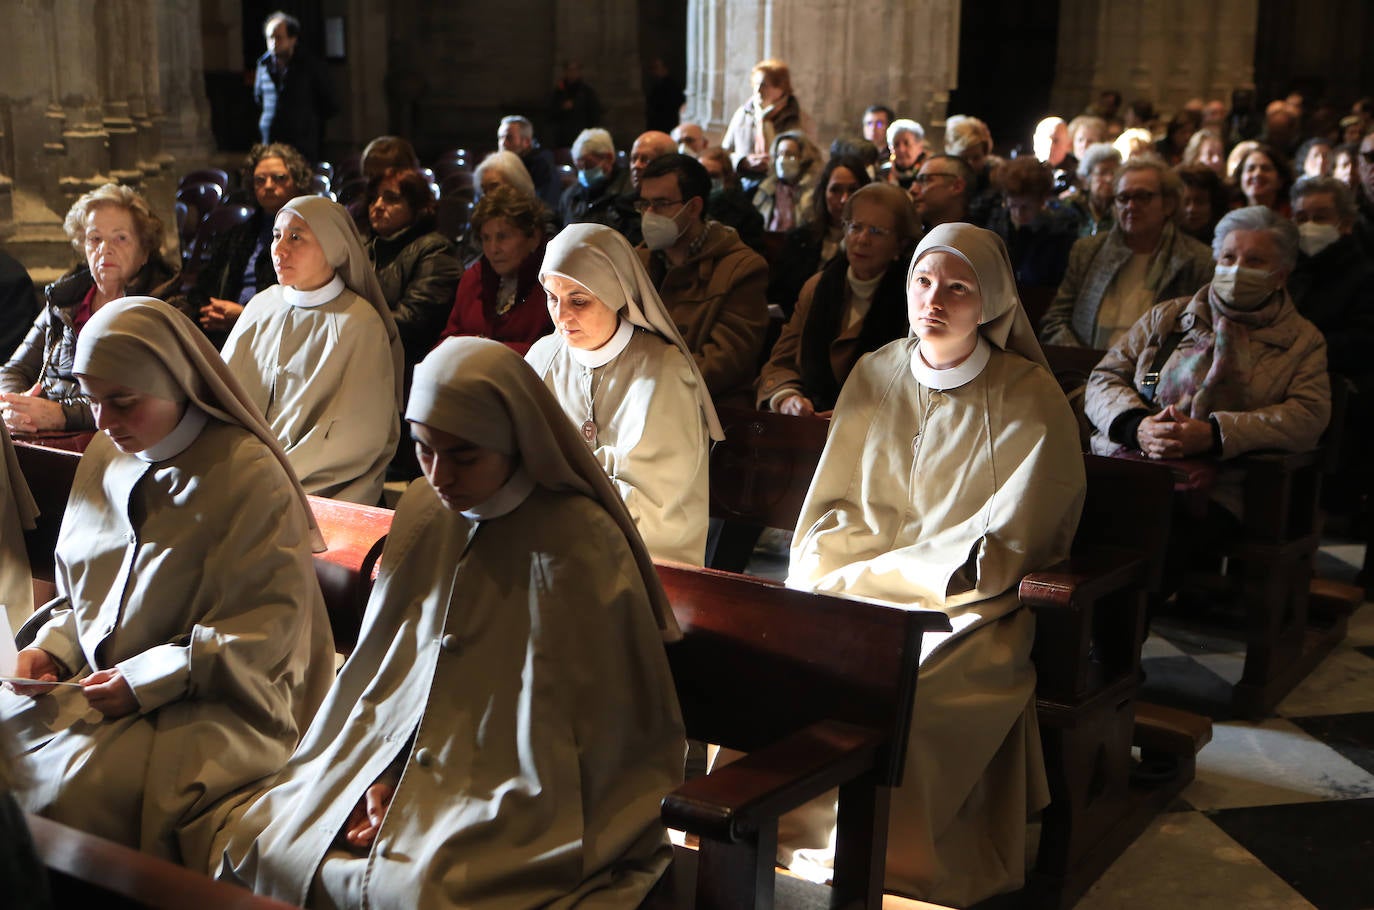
[0,249,38,362]
[1289,234,1374,382]
[255,48,337,161]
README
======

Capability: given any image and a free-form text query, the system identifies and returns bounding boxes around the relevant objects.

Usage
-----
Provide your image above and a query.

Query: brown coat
[639,222,769,406]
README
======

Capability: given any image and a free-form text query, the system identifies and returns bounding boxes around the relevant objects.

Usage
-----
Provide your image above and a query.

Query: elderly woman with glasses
[758,183,920,416]
[1041,156,1215,348]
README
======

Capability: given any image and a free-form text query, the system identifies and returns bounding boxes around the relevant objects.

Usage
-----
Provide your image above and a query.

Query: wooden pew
[707,406,1211,909]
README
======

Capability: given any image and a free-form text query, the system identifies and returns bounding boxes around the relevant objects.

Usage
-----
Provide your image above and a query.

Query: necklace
[581,365,604,444]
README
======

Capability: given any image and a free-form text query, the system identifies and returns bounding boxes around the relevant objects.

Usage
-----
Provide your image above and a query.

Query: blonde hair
[63,183,164,257]
[751,59,793,96]
[943,115,993,156]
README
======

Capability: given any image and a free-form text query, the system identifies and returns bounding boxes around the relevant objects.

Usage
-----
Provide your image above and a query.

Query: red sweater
[439,246,552,355]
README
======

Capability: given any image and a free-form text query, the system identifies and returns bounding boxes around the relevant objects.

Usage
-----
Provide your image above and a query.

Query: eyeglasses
[253,174,292,187]
[843,220,895,240]
[912,172,956,186]
[633,197,685,214]
[1115,190,1159,206]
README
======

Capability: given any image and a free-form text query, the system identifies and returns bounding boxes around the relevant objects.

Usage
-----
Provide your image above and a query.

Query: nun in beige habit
[783,223,1086,906]
[213,337,686,909]
[0,297,335,867]
[222,195,403,505]
[0,421,37,631]
[527,223,722,566]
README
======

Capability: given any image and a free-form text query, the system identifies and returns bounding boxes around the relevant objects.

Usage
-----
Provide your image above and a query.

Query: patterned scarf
[1154,284,1287,418]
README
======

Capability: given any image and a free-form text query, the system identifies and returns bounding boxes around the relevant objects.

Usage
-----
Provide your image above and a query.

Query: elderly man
[630,131,677,188]
[497,115,560,210]
[635,154,769,406]
[558,127,633,232]
[253,11,335,162]
[169,142,311,347]
[672,122,708,157]
[909,154,973,232]
[1041,157,1214,348]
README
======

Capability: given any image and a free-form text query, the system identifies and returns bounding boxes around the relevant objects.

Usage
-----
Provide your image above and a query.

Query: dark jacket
[1288,234,1374,381]
[0,250,38,362]
[255,48,337,161]
[0,257,179,430]
[367,219,462,370]
[547,79,603,150]
[986,199,1083,290]
[167,208,276,347]
[521,147,564,214]
[558,164,635,233]
[766,223,836,317]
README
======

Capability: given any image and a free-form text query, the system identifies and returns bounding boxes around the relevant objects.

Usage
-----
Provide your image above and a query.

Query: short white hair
[474,151,536,198]
[498,115,533,142]
[572,128,615,161]
[886,118,924,146]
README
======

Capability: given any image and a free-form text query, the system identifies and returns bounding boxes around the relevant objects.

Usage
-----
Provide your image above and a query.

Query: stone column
[98,0,143,186]
[157,0,214,162]
[683,0,960,150]
[553,0,644,149]
[1050,0,1258,119]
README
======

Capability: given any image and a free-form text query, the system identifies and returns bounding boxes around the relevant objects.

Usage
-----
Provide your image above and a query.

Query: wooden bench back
[656,563,947,788]
[708,405,829,530]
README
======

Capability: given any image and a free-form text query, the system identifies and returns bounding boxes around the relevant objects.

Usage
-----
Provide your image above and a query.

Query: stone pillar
[1050,0,1259,119]
[99,0,143,186]
[553,0,644,149]
[683,0,960,150]
[157,0,214,162]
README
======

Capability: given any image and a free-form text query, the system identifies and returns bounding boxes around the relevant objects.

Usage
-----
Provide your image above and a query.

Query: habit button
[415,747,434,767]
[441,634,460,653]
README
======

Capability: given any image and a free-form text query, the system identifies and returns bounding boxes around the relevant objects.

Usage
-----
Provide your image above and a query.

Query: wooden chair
[177,168,230,194]
[313,161,335,184]
[179,203,255,291]
[175,181,223,227]
[708,406,829,530]
[649,564,950,910]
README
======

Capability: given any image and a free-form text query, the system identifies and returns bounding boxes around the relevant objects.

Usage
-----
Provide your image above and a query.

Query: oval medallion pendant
[581,419,597,443]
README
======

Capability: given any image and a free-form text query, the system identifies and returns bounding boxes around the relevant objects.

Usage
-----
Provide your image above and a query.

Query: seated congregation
[1,50,1369,910]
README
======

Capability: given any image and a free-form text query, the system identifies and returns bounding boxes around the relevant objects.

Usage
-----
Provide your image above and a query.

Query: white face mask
[1297,221,1341,257]
[775,157,802,183]
[641,205,688,251]
[1212,263,1277,311]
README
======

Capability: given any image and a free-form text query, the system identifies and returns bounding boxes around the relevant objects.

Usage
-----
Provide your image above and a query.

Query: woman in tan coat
[783,224,1085,906]
[0,297,334,867]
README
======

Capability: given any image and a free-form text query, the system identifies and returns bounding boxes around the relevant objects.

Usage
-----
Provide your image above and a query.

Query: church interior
[1,1,1373,908]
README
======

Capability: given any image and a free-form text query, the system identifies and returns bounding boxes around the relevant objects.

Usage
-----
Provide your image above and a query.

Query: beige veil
[407,336,681,641]
[539,223,724,440]
[907,222,1050,370]
[278,195,405,406]
[73,297,325,551]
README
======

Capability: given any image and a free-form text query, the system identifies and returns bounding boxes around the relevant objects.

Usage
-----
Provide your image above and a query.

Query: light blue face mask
[577,167,606,189]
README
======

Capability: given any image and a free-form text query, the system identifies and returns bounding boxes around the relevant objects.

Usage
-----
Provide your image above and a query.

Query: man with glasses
[634,154,769,405]
[1041,157,1213,348]
[909,155,974,232]
[168,143,311,347]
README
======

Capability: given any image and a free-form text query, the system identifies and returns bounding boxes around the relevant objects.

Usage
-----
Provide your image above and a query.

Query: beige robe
[214,481,686,909]
[784,339,1085,906]
[222,284,399,505]
[527,327,711,566]
[0,422,37,630]
[0,422,335,866]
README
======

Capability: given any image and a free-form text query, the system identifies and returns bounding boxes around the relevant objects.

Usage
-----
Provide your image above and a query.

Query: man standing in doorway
[254,11,337,163]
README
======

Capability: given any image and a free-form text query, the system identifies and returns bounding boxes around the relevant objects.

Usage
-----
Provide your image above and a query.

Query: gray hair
[499,115,534,142]
[572,128,614,161]
[1117,154,1181,207]
[474,151,536,199]
[886,118,925,147]
[1077,142,1121,180]
[943,115,992,156]
[1291,175,1357,224]
[1212,205,1300,271]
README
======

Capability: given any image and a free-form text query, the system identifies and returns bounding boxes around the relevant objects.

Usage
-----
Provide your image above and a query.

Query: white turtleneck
[568,317,634,369]
[909,335,992,390]
[461,466,536,522]
[282,274,345,308]
[843,266,886,332]
[135,405,209,463]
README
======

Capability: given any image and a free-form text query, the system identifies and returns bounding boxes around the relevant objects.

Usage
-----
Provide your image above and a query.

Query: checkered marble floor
[747,539,1374,910]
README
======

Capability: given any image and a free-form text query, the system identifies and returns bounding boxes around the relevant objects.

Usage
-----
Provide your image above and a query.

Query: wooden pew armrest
[1019,547,1148,610]
[662,720,883,843]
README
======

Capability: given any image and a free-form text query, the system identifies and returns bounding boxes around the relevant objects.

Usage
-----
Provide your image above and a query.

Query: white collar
[568,317,633,368]
[461,466,536,521]
[282,274,345,308]
[909,336,992,390]
[846,266,884,298]
[135,405,208,463]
